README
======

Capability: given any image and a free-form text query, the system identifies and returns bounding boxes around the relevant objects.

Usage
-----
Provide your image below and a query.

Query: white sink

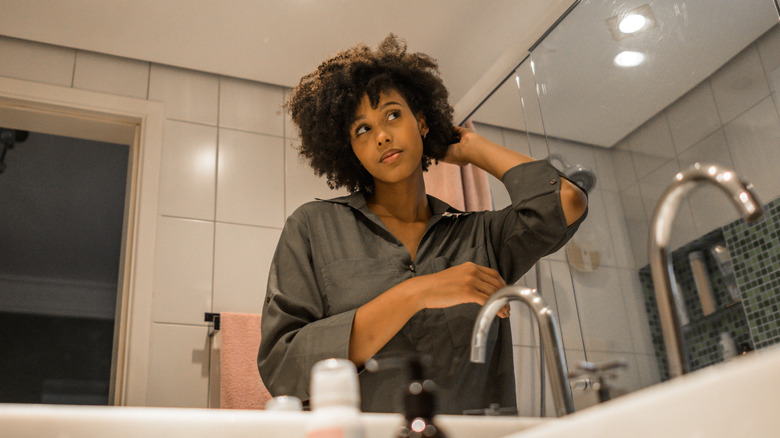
[4,345,780,438]
[510,344,780,437]
[0,403,546,438]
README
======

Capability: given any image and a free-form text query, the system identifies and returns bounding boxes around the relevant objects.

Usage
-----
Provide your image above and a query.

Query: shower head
[563,164,597,193]
[547,153,597,193]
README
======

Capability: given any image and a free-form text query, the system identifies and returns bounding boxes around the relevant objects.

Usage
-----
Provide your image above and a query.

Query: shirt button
[409,264,416,272]
[549,179,557,185]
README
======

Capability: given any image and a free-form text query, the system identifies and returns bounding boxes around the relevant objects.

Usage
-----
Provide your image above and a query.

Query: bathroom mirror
[472,0,780,409]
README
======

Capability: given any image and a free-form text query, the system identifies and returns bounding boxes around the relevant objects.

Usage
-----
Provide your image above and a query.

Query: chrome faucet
[470,285,575,416]
[648,163,763,378]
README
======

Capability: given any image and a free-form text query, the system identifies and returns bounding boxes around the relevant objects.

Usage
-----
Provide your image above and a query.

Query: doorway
[0,76,164,405]
[0,130,129,404]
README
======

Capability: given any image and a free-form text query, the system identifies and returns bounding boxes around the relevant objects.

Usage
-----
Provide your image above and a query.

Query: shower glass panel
[472,59,590,415]
[472,0,779,411]
[528,0,779,388]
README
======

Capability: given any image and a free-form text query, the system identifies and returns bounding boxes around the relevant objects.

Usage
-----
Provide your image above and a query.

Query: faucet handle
[568,359,628,403]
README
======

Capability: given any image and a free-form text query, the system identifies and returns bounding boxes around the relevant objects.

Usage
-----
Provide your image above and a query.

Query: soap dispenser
[396,357,447,438]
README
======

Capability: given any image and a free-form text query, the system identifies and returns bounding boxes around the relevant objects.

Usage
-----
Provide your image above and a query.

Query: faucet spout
[470,285,574,416]
[648,163,763,378]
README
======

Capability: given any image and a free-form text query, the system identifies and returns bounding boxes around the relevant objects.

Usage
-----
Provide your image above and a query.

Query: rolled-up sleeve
[488,160,587,283]
[258,210,356,401]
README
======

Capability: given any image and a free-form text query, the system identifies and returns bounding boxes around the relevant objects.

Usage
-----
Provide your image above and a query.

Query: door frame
[0,76,164,406]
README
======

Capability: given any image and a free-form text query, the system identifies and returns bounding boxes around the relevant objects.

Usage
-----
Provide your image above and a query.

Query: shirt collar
[318,192,463,218]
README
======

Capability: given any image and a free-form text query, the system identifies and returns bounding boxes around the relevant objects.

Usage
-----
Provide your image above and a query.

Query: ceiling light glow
[614,51,645,67]
[619,14,648,33]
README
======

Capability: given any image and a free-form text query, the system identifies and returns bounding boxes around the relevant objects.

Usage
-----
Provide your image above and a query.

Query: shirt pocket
[320,258,402,315]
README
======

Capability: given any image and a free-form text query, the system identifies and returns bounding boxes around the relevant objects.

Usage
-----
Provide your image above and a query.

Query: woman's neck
[367,170,430,223]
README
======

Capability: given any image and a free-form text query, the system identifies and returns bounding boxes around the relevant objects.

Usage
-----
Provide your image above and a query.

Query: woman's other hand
[412,262,510,318]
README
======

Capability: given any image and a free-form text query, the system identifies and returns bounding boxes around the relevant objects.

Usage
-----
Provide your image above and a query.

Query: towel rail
[205,312,220,337]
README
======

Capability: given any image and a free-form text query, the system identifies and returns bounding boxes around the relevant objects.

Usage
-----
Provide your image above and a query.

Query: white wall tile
[146,323,210,407]
[758,24,780,119]
[567,189,615,270]
[758,24,780,86]
[625,217,649,268]
[571,266,634,353]
[592,148,617,192]
[285,137,348,217]
[219,77,284,136]
[513,345,542,416]
[677,130,740,234]
[149,64,219,125]
[600,190,636,269]
[158,120,217,220]
[217,129,285,227]
[548,261,585,352]
[501,128,532,157]
[610,141,637,190]
[617,268,653,355]
[723,96,780,203]
[634,353,661,389]
[528,132,549,160]
[666,82,721,154]
[213,223,281,314]
[0,36,75,86]
[627,113,676,162]
[151,217,214,325]
[282,88,296,138]
[619,183,646,222]
[618,183,648,266]
[710,45,772,124]
[472,122,503,145]
[73,51,149,99]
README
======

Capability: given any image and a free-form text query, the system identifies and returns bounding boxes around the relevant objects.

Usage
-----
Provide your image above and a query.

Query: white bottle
[719,332,737,361]
[305,359,365,438]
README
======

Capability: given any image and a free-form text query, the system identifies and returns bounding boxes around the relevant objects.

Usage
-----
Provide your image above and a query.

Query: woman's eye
[355,125,369,136]
[387,110,400,121]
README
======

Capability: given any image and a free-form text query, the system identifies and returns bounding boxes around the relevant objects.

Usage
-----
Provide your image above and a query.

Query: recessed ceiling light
[614,51,645,67]
[619,14,648,34]
[606,4,656,41]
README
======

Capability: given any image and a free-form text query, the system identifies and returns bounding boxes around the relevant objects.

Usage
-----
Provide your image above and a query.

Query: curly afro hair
[286,34,460,193]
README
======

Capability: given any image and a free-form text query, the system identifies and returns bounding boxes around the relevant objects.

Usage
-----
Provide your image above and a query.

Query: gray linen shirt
[258,160,585,414]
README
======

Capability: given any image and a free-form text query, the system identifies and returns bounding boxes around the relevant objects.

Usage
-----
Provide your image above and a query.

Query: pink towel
[219,312,272,409]
[423,121,492,212]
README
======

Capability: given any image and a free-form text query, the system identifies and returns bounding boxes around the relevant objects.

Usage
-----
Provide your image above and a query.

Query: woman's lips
[380,149,402,163]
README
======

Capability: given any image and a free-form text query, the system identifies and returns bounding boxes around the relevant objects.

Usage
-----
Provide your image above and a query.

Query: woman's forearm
[457,131,588,226]
[348,280,422,366]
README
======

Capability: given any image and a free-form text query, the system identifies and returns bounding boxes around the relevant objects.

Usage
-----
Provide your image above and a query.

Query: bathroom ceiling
[0,1,777,147]
[472,0,779,147]
[0,0,575,127]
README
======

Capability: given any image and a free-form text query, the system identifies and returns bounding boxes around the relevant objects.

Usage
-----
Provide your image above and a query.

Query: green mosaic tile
[639,196,780,379]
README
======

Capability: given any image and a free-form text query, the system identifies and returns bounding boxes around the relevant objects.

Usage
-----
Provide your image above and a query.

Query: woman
[258,34,587,414]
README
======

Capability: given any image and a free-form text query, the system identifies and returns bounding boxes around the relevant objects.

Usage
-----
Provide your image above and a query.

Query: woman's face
[349,89,428,188]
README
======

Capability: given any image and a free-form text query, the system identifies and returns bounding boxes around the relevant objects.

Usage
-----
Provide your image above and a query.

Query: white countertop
[3,344,780,438]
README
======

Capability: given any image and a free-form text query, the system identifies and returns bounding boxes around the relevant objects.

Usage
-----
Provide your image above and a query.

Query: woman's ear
[416,112,428,137]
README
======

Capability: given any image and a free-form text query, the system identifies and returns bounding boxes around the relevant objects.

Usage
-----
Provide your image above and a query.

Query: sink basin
[0,403,547,438]
[508,344,780,437]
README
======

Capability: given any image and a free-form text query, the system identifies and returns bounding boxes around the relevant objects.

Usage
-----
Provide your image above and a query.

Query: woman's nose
[376,129,391,146]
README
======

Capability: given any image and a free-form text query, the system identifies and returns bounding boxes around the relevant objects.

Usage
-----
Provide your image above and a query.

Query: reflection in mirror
[472,0,780,414]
